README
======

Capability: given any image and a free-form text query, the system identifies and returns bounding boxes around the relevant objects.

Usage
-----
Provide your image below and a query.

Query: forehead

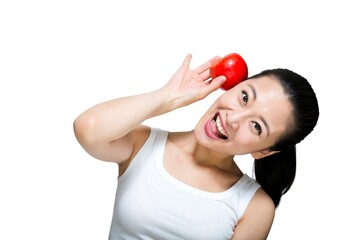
[243,76,283,96]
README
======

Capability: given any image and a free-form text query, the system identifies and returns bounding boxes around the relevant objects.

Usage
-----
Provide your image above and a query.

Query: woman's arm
[231,188,275,240]
[73,54,226,163]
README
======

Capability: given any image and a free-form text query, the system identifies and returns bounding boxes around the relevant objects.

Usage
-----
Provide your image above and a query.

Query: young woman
[73,54,319,240]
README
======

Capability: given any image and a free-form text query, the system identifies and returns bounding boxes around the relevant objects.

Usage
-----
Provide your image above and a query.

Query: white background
[1,0,359,239]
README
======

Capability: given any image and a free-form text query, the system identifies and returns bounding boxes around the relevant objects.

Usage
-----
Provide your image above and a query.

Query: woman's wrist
[150,86,181,116]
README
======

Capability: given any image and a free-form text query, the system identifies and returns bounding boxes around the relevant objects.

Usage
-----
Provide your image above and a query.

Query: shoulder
[119,126,171,173]
[128,125,155,158]
[232,188,275,240]
[131,125,151,141]
[129,125,172,159]
[245,188,275,219]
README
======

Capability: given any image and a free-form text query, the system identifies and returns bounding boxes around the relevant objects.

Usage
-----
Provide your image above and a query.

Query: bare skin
[74,54,292,240]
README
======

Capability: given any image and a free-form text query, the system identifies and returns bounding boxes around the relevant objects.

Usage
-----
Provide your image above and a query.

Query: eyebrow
[247,84,270,137]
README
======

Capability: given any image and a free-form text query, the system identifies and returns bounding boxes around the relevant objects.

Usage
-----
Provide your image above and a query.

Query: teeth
[216,115,228,137]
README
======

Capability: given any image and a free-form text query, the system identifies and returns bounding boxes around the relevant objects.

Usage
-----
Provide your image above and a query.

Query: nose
[226,110,246,130]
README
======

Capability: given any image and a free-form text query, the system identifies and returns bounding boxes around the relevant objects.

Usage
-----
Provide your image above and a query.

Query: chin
[193,123,212,148]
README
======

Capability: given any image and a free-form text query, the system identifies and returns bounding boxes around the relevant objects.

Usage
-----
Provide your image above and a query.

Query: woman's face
[194,75,293,156]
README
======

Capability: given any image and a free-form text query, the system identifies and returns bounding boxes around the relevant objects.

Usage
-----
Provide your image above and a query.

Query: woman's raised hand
[163,54,226,110]
[73,54,226,163]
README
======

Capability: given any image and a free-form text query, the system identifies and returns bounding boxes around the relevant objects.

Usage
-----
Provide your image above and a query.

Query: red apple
[210,53,248,90]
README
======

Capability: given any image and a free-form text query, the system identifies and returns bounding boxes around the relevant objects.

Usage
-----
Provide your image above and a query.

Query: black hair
[250,69,319,207]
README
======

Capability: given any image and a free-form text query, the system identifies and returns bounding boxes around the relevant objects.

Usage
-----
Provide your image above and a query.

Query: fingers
[182,54,192,67]
[194,55,221,74]
[198,76,226,99]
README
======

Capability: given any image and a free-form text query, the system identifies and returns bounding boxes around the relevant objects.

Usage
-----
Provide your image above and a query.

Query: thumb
[199,76,226,99]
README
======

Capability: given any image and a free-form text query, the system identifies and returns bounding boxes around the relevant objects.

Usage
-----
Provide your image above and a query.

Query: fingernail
[218,76,226,82]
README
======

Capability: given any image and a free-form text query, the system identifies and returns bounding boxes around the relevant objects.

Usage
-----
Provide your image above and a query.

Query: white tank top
[109,128,261,240]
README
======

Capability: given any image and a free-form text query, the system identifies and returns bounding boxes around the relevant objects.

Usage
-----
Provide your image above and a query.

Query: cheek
[232,130,258,152]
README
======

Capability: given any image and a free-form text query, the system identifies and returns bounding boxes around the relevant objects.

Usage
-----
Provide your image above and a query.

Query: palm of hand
[166,54,223,108]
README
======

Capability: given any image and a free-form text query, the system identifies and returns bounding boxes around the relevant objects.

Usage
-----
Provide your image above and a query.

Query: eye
[252,121,262,135]
[242,91,248,104]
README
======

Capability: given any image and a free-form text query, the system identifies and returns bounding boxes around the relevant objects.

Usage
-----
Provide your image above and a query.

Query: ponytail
[254,145,296,208]
[249,68,319,208]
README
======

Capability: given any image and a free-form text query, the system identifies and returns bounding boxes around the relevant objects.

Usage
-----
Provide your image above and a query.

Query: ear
[251,149,280,160]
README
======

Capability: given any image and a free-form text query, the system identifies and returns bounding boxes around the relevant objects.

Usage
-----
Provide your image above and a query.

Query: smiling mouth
[210,112,228,140]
